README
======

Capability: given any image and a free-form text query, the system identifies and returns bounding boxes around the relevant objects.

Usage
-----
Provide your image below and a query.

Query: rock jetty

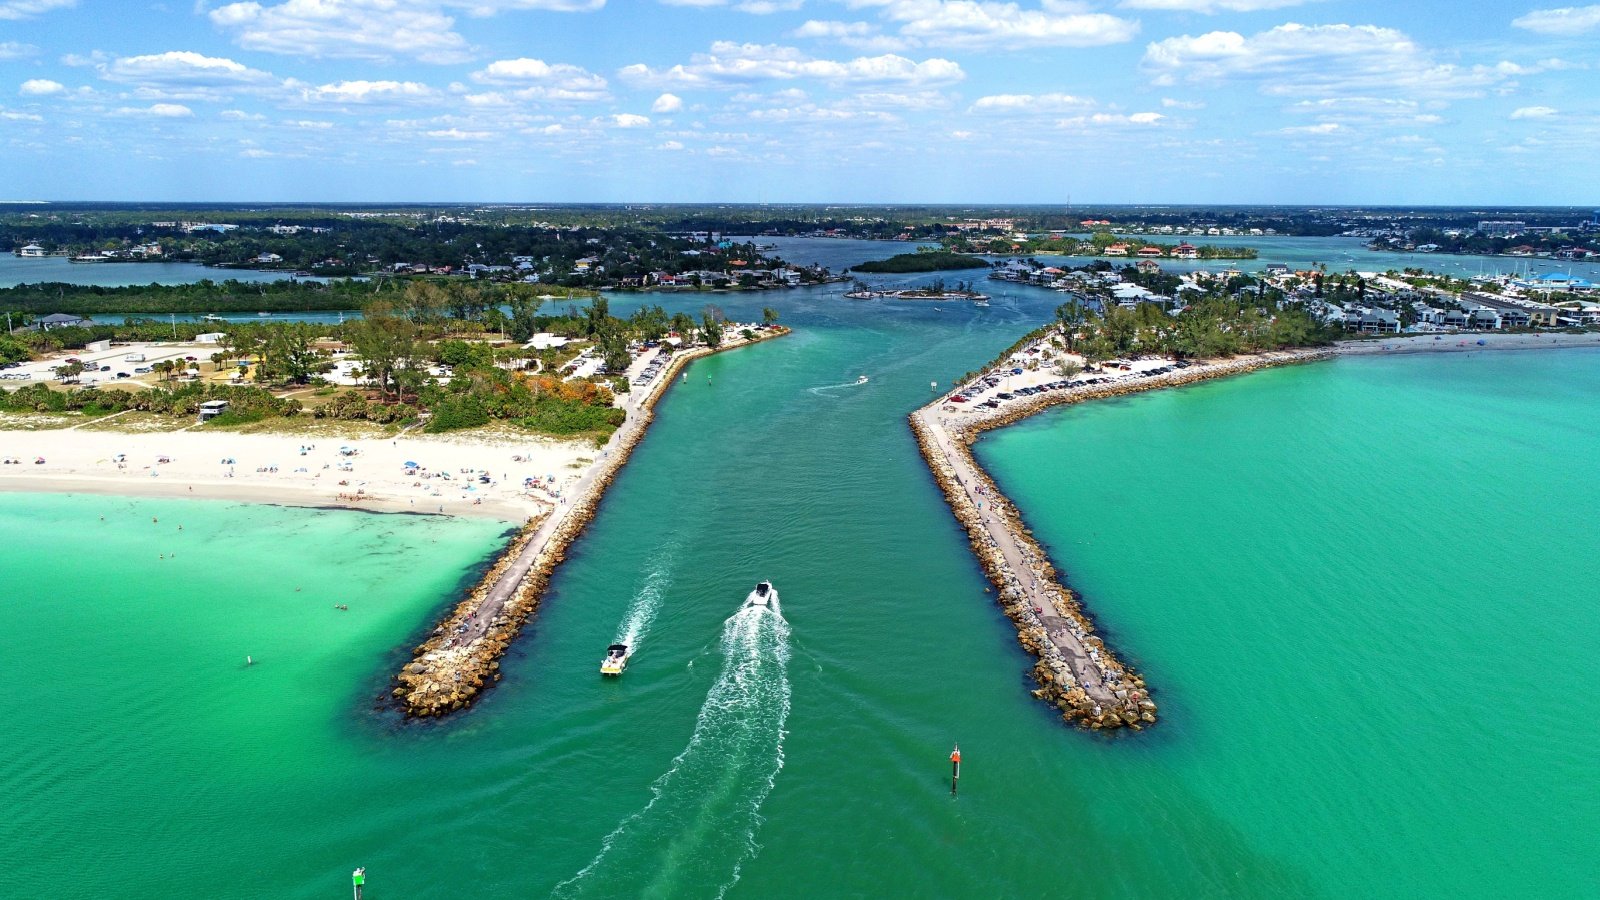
[392,327,791,718]
[912,347,1332,730]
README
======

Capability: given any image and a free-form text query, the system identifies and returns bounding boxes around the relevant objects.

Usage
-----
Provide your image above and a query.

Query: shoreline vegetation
[850,250,990,274]
[390,327,789,718]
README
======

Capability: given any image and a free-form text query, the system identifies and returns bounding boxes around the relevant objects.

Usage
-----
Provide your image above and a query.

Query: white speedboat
[600,643,631,676]
[744,581,777,608]
[856,375,869,384]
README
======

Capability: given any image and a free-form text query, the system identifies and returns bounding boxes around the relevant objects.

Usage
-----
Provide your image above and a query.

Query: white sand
[0,427,593,521]
[1336,331,1600,355]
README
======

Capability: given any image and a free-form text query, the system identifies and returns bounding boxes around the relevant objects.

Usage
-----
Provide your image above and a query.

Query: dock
[911,345,1332,729]
[392,327,790,717]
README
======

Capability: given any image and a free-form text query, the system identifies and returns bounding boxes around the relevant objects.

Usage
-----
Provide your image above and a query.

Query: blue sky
[1,0,1597,203]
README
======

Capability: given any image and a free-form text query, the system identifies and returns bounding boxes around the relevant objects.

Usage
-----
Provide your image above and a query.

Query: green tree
[349,300,423,401]
[761,306,779,325]
[506,291,545,343]
[701,304,725,348]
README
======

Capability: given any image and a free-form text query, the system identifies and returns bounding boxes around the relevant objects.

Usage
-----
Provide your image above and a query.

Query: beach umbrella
[404,461,419,468]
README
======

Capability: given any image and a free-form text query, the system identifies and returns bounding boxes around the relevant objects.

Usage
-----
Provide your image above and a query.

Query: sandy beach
[0,427,591,522]
[1336,331,1600,355]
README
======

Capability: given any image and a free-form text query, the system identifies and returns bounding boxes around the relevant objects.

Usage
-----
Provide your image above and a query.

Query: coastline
[0,427,587,522]
[1334,331,1600,355]
[391,327,791,718]
[912,347,1334,730]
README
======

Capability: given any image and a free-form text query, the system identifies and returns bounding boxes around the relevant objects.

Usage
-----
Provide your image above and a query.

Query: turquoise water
[2,264,1598,897]
[975,349,1600,897]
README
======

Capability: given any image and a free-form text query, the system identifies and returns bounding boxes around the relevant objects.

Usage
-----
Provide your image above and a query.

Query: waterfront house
[34,313,90,331]
[1105,243,1130,256]
[17,243,46,257]
[1172,243,1199,260]
[1136,246,1163,258]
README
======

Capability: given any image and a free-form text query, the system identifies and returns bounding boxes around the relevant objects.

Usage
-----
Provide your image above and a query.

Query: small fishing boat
[744,581,777,608]
[856,375,869,384]
[600,643,631,676]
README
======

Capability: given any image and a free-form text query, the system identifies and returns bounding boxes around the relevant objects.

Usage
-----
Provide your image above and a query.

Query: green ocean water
[2,260,1597,897]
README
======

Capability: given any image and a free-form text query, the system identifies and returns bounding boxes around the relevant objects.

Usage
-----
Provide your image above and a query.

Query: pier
[912,345,1332,730]
[392,327,790,717]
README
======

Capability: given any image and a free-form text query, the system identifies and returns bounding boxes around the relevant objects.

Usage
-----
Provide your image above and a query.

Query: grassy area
[78,411,182,433]
[0,411,82,430]
[209,416,405,439]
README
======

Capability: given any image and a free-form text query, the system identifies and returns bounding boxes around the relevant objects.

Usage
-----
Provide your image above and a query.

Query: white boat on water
[856,375,869,384]
[744,581,777,608]
[600,643,631,676]
[973,297,990,307]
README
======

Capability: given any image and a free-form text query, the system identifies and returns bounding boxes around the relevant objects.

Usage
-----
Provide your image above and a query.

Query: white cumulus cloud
[1511,105,1558,118]
[1278,122,1341,134]
[1142,23,1529,100]
[0,0,74,20]
[620,42,964,89]
[1120,0,1310,12]
[299,80,439,104]
[426,127,491,139]
[652,92,684,112]
[101,51,277,101]
[1512,5,1600,34]
[115,103,194,117]
[0,41,41,59]
[19,79,66,96]
[970,92,1093,111]
[468,58,609,100]
[660,0,802,10]
[210,0,473,64]
[610,112,651,127]
[859,0,1138,50]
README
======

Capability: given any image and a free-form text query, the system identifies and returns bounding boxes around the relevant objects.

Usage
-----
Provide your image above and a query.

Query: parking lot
[0,342,218,389]
[942,354,1194,415]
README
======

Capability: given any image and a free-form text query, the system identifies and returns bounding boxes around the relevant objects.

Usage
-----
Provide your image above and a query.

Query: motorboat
[973,297,990,307]
[600,643,631,676]
[744,581,777,608]
[856,375,869,384]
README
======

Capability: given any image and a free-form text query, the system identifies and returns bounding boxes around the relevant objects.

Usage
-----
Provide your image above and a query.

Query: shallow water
[2,257,1597,897]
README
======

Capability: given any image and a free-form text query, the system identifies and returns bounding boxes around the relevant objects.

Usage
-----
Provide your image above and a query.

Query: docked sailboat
[600,643,631,676]
[744,581,777,608]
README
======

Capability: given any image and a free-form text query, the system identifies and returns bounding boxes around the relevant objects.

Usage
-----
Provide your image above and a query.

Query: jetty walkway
[393,328,789,717]
[912,344,1331,730]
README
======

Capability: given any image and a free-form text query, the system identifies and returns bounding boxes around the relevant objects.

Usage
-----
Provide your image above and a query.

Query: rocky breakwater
[392,327,791,718]
[911,347,1333,730]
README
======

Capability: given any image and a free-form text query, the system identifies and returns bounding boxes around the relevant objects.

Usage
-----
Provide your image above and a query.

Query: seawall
[391,327,791,717]
[911,347,1333,730]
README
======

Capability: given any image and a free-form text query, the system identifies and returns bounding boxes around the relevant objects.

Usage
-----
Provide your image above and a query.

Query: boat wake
[556,597,792,899]
[614,545,676,651]
[806,378,869,396]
